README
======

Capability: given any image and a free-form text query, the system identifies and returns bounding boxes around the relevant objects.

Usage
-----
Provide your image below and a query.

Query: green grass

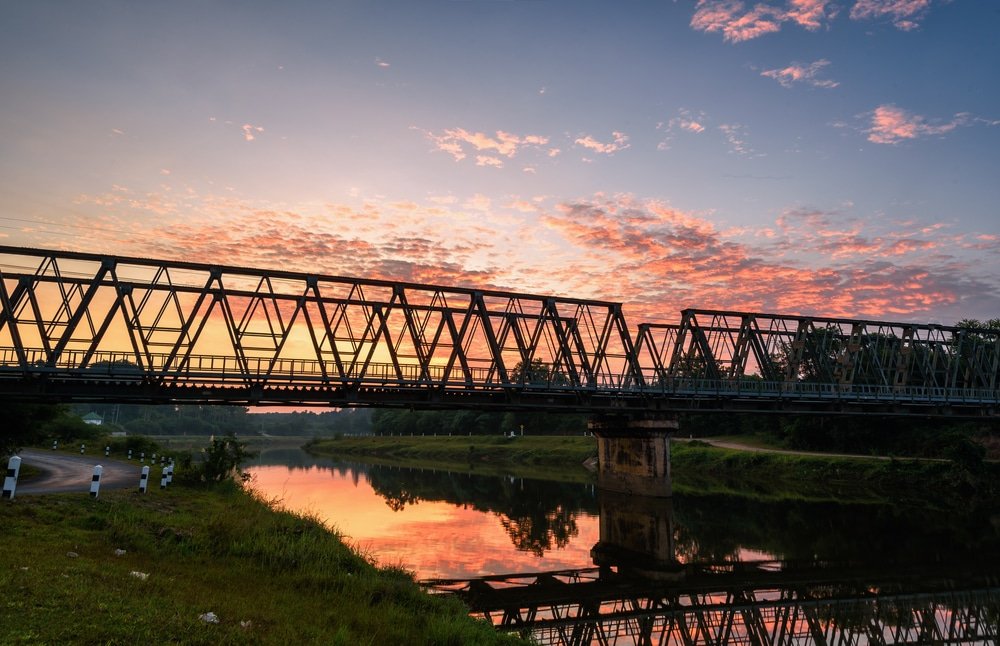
[671,440,999,505]
[308,434,597,471]
[311,434,1000,506]
[0,481,522,645]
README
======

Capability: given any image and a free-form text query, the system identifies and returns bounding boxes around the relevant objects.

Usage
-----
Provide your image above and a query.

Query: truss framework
[425,566,1000,646]
[1,247,999,414]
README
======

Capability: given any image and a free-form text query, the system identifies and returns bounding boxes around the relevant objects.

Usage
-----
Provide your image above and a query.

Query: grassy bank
[0,481,520,645]
[309,434,999,505]
[307,435,597,473]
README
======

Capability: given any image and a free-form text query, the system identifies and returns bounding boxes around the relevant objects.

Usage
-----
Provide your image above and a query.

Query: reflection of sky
[248,464,599,580]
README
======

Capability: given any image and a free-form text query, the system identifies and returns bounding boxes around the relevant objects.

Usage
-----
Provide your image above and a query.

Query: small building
[81,412,103,426]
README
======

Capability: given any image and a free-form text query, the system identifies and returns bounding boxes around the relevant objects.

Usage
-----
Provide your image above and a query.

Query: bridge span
[1,245,998,418]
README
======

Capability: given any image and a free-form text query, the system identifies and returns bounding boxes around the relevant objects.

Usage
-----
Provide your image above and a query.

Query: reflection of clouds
[248,464,600,579]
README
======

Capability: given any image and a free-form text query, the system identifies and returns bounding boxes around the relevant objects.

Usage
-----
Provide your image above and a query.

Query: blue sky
[1,0,998,324]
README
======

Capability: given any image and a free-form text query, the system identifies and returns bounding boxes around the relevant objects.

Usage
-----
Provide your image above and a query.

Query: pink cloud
[658,109,708,150]
[241,124,264,142]
[423,128,549,162]
[26,187,1000,325]
[691,0,836,43]
[718,123,755,156]
[475,155,504,168]
[850,0,932,30]
[761,59,839,88]
[866,105,967,144]
[574,131,630,155]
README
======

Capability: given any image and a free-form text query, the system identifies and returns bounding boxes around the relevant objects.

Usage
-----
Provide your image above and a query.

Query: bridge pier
[588,414,678,498]
[590,489,683,581]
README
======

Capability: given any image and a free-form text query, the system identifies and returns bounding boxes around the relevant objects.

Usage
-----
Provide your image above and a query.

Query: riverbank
[0,480,521,645]
[308,434,1000,506]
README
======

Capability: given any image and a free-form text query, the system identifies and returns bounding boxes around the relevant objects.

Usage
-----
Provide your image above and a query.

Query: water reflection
[248,448,1000,644]
[247,448,600,578]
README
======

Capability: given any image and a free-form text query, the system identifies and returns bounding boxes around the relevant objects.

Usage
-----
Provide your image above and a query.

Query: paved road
[14,448,145,494]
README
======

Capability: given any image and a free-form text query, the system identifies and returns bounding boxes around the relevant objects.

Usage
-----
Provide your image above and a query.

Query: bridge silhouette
[1,245,998,417]
[423,487,1000,645]
[424,562,1000,645]
[4,245,999,496]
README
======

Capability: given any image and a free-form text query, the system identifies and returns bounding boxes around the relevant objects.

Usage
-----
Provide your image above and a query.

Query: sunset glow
[1,2,997,326]
[249,465,600,579]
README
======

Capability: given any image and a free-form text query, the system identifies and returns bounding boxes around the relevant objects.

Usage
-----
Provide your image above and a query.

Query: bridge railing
[2,346,998,406]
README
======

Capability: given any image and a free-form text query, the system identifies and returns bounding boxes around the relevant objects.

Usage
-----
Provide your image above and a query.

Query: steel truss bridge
[1,245,999,416]
[424,563,1000,645]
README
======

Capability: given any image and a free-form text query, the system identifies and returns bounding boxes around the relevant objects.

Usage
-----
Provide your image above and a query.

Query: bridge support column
[588,414,678,498]
[591,489,682,580]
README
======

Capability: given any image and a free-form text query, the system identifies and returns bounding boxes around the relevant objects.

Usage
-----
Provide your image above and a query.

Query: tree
[194,431,256,483]
[1,404,73,458]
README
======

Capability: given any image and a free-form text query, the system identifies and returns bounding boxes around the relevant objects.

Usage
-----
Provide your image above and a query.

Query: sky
[1,0,999,327]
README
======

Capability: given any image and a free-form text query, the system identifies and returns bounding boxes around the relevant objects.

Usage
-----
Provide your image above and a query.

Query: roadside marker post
[140,452,145,463]
[160,466,168,489]
[105,446,110,457]
[90,465,103,499]
[52,440,57,450]
[128,449,133,460]
[166,463,174,486]
[80,444,86,454]
[139,466,149,493]
[2,456,21,500]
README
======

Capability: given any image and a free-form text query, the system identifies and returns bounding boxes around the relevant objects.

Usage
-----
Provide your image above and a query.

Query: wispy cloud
[865,104,970,144]
[574,131,630,155]
[657,109,708,150]
[476,155,504,169]
[850,0,933,31]
[691,0,837,43]
[422,127,550,163]
[241,123,264,142]
[692,0,939,41]
[374,57,391,68]
[718,123,756,156]
[761,59,839,88]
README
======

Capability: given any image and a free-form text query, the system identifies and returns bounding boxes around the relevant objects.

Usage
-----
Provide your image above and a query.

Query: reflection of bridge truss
[1,246,999,414]
[424,565,1000,645]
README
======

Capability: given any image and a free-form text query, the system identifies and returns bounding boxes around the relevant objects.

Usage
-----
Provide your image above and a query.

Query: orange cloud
[26,187,1000,325]
[574,131,630,155]
[241,123,264,142]
[423,127,550,162]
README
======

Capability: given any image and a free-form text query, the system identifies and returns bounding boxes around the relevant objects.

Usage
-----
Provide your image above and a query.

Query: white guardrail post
[90,465,103,498]
[139,466,149,493]
[3,455,22,500]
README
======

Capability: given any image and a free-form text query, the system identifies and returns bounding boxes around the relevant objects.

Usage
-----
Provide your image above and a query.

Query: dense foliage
[69,404,372,437]
[1,404,100,458]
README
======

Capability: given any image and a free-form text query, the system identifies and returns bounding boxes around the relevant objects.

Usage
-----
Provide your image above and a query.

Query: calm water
[247,446,1000,643]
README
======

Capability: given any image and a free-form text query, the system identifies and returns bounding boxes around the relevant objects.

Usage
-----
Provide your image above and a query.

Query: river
[247,446,1000,644]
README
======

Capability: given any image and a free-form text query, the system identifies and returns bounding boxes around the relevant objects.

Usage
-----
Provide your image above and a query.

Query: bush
[184,432,256,484]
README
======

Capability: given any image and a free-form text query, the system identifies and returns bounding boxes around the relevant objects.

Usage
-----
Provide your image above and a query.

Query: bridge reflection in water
[425,491,1000,645]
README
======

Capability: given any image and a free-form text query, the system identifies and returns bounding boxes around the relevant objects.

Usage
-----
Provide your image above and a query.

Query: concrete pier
[588,414,678,497]
[590,489,682,581]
